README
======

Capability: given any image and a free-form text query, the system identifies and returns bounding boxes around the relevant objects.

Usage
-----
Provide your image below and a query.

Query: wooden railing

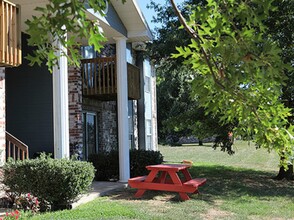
[81,56,141,100]
[0,0,21,67]
[82,56,117,98]
[5,131,29,161]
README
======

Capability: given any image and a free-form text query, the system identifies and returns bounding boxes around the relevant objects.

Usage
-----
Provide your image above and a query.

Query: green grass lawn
[28,141,294,220]
[161,141,280,171]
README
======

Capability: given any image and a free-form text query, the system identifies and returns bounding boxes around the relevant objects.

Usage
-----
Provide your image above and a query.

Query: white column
[0,68,6,166]
[52,37,70,159]
[115,37,130,182]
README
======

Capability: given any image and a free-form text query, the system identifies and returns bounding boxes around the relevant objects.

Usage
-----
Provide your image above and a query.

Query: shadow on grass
[108,165,294,203]
[189,165,294,199]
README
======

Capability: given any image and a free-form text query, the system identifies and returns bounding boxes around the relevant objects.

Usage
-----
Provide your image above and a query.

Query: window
[82,112,98,160]
[144,76,150,93]
[81,46,96,59]
[146,119,152,150]
[81,46,96,88]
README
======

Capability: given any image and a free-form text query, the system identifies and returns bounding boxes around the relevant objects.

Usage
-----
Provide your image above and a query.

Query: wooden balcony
[81,56,140,101]
[0,0,21,67]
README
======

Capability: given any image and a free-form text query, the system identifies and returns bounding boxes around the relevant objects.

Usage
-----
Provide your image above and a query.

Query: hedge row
[88,149,164,181]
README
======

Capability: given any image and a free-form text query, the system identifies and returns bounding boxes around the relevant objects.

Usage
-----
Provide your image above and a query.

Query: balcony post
[114,37,130,182]
[52,35,70,159]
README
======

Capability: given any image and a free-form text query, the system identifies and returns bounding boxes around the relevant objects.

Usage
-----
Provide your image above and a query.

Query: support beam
[136,51,146,150]
[115,37,130,182]
[52,37,69,159]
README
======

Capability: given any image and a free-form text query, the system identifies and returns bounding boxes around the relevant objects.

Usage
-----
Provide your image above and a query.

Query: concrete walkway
[72,181,128,208]
[0,181,128,216]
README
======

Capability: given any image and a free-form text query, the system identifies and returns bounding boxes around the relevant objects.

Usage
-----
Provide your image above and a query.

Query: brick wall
[68,66,83,159]
[0,68,5,166]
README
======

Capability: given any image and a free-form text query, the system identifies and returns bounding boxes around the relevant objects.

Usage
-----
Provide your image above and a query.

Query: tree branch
[170,0,226,90]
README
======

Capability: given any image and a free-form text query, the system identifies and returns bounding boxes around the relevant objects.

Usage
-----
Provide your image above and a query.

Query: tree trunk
[199,140,203,146]
[274,164,293,180]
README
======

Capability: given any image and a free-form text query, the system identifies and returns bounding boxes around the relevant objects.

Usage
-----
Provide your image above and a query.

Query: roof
[11,0,152,44]
[110,0,153,42]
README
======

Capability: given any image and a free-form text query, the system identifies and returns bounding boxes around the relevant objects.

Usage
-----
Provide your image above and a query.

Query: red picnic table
[128,164,206,201]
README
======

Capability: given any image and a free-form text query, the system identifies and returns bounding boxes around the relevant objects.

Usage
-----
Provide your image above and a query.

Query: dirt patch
[108,188,175,211]
[109,188,175,202]
[200,208,234,220]
[106,188,175,217]
[199,199,234,220]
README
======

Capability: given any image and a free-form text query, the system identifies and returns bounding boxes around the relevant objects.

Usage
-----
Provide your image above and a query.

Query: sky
[137,0,182,31]
[137,0,159,31]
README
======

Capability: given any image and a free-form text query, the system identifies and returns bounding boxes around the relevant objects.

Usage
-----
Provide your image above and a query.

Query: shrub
[88,149,164,180]
[88,151,119,181]
[3,154,95,210]
[130,149,164,177]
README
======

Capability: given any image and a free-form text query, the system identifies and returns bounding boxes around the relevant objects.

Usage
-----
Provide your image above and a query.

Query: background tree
[170,0,293,178]
[265,0,294,179]
[156,65,194,144]
[148,0,234,149]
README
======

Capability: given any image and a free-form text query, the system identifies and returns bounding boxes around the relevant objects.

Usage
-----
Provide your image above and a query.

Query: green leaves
[25,0,109,72]
[171,0,294,163]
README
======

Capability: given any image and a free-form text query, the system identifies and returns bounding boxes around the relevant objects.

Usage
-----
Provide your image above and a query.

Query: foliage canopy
[148,0,234,148]
[170,0,294,165]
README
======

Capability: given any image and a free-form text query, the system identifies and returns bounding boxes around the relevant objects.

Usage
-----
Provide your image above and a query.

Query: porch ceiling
[110,0,153,42]
[11,0,47,33]
[10,0,152,44]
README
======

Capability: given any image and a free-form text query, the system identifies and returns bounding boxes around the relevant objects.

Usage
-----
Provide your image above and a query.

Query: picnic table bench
[128,164,206,201]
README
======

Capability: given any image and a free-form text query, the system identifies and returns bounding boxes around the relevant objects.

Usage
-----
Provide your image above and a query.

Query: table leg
[168,171,191,201]
[182,168,192,181]
[133,170,159,199]
[158,171,167,183]
[179,192,190,201]
[134,189,146,198]
[168,171,182,184]
[145,170,159,182]
[193,189,199,194]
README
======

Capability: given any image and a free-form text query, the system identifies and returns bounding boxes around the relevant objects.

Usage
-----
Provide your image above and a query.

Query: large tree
[169,0,293,178]
[265,0,294,179]
[149,0,234,149]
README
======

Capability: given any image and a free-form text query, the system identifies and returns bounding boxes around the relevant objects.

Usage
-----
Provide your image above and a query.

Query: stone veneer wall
[0,68,5,166]
[132,100,139,149]
[68,66,83,158]
[83,98,118,152]
[99,101,118,151]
